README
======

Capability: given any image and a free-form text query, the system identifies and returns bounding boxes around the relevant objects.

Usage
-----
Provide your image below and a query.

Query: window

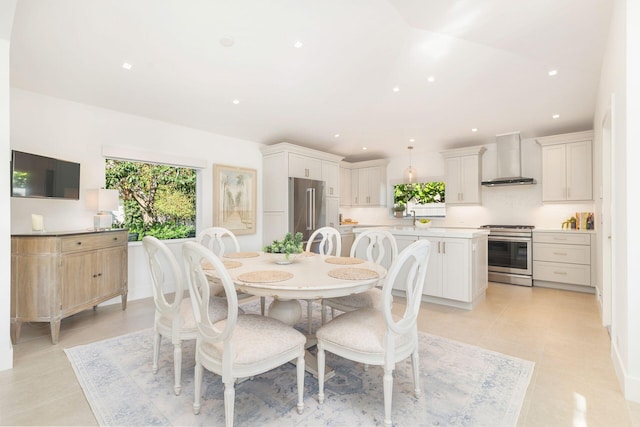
[105,159,197,241]
[393,181,446,217]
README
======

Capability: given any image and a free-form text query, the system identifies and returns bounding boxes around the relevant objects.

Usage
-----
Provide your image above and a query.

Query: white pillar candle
[31,214,44,232]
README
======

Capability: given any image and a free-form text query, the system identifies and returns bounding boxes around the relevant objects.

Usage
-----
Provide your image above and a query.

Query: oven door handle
[489,236,531,243]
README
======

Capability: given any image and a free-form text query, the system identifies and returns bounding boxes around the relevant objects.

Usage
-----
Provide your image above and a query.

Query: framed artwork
[213,164,257,235]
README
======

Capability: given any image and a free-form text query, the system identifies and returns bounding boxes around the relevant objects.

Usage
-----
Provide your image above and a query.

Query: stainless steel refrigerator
[288,177,325,245]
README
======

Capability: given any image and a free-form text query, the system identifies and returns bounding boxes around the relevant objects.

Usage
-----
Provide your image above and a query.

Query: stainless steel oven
[481,225,534,287]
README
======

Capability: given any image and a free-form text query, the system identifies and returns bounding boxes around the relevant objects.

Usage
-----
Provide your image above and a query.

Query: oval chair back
[306,226,341,255]
[350,229,398,269]
[197,227,240,257]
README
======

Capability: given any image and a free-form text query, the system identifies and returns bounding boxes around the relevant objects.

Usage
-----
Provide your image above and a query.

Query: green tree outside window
[105,159,196,241]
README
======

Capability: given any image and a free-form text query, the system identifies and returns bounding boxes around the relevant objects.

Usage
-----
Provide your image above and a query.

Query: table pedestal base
[268,298,302,325]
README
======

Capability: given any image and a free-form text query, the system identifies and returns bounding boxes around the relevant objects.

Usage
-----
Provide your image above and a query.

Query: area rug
[65,301,534,426]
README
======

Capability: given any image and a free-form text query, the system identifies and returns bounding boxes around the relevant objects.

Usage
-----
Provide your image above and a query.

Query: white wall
[10,89,265,304]
[342,137,595,230]
[594,0,640,403]
[0,33,14,371]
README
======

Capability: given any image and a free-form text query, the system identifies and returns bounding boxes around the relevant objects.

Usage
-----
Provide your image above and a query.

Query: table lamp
[88,188,120,230]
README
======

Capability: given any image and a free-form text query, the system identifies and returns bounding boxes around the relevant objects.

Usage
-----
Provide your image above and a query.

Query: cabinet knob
[76,241,82,245]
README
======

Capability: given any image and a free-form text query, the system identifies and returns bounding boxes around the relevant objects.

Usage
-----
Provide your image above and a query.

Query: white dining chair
[182,242,306,426]
[321,229,398,323]
[304,226,342,332]
[142,236,232,396]
[316,239,432,427]
[197,227,265,315]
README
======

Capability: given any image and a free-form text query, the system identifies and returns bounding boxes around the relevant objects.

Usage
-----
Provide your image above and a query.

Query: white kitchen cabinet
[422,237,470,302]
[261,143,344,245]
[390,235,419,291]
[533,230,595,290]
[325,197,340,228]
[288,152,322,180]
[340,166,352,207]
[322,160,340,198]
[377,228,488,309]
[348,159,388,206]
[536,130,593,202]
[441,145,486,205]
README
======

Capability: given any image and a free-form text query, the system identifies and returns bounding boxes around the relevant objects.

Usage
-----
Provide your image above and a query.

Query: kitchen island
[354,226,489,310]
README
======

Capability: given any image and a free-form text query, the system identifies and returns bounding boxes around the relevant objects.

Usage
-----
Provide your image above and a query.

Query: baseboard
[533,280,595,294]
[611,337,640,403]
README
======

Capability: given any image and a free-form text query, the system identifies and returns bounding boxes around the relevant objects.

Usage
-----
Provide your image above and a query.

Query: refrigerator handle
[311,187,316,230]
[306,188,313,231]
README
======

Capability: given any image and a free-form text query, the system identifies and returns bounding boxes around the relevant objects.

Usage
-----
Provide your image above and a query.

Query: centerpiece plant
[263,232,304,262]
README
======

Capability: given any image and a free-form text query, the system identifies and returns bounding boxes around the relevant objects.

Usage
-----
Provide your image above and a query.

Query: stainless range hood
[481,132,536,186]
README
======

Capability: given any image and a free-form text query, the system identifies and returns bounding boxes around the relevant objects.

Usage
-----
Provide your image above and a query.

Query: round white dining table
[206,251,387,326]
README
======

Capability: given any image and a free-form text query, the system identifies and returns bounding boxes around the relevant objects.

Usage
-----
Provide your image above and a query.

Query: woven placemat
[201,260,242,270]
[299,251,315,258]
[328,267,379,280]
[237,270,293,283]
[325,256,365,265]
[223,251,260,259]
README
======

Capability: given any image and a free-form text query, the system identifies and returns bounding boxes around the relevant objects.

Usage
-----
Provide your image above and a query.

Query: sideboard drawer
[533,243,590,264]
[61,232,126,253]
[533,261,591,286]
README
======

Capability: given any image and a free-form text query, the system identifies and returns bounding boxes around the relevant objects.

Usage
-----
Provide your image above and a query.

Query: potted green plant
[263,232,304,264]
[393,203,406,218]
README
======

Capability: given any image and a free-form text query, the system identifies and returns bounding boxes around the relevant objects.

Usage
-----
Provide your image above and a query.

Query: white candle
[31,214,44,232]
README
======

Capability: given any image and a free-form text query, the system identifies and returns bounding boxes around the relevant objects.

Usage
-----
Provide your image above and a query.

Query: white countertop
[354,226,489,238]
[534,228,597,234]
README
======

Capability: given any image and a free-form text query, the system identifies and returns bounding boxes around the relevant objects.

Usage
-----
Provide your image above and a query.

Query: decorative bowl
[415,221,431,229]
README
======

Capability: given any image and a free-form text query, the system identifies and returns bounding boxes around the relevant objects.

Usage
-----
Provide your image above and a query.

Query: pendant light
[403,146,418,184]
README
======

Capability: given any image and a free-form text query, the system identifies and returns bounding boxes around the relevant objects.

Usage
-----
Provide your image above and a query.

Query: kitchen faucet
[411,210,416,226]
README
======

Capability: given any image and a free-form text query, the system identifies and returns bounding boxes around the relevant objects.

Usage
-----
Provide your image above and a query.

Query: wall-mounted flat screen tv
[11,150,80,200]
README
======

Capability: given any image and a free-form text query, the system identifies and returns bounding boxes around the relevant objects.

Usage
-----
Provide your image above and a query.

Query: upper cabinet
[322,160,340,198]
[288,152,322,180]
[537,131,593,202]
[339,166,352,206]
[343,159,388,207]
[441,145,486,205]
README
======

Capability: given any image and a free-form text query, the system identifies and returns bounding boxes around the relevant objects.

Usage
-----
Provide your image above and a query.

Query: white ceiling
[9,0,613,162]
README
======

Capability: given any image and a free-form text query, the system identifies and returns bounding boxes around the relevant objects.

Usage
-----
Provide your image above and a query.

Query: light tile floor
[1,283,639,426]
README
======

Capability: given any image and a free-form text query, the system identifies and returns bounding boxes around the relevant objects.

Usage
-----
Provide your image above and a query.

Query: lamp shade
[97,188,120,212]
[87,188,120,213]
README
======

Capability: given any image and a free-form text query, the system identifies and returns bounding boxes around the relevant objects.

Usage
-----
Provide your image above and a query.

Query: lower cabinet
[390,233,488,309]
[533,231,595,290]
[11,229,128,344]
[423,237,470,302]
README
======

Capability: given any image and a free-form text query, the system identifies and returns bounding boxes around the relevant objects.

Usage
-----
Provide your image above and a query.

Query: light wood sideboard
[11,229,128,344]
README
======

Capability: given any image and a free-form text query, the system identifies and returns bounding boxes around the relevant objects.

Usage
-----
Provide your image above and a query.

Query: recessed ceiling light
[471,128,478,132]
[552,114,560,119]
[548,69,558,76]
[393,86,400,92]
[294,41,303,48]
[427,76,435,83]
[362,147,368,150]
[232,99,240,105]
[334,133,340,138]
[122,62,132,70]
[220,36,235,47]
[409,138,415,142]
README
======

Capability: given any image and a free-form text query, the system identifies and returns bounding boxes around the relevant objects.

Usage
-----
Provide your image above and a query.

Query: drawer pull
[553,252,567,256]
[113,237,118,241]
[76,242,82,245]
[92,274,97,278]
[553,271,568,275]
